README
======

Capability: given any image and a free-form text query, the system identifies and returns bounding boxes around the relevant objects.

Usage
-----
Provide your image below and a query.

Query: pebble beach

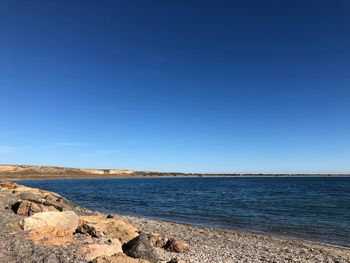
[123,215,350,263]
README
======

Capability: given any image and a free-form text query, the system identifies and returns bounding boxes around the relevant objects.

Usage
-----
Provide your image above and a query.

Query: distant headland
[0,164,349,180]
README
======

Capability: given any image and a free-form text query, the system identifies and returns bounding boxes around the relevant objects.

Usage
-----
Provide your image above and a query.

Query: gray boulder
[123,234,159,263]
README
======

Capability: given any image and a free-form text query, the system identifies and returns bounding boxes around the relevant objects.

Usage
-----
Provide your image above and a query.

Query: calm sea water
[19,177,350,247]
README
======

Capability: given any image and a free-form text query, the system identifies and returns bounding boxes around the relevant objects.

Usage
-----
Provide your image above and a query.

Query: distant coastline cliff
[0,165,134,179]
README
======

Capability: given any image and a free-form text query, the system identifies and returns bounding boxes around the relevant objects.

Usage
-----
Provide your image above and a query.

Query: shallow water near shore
[18,177,350,247]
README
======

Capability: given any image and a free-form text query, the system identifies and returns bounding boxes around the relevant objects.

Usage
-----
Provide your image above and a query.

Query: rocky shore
[0,180,349,263]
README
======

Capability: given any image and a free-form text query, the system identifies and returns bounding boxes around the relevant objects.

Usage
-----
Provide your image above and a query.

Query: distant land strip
[0,164,349,180]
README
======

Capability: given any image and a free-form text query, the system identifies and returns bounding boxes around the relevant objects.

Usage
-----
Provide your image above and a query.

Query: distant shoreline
[1,164,349,180]
[4,173,350,180]
[7,174,350,181]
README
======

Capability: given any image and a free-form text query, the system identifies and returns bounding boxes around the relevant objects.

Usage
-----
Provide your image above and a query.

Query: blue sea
[18,177,350,247]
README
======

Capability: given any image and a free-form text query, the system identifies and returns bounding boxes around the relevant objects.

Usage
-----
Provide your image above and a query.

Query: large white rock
[23,211,78,232]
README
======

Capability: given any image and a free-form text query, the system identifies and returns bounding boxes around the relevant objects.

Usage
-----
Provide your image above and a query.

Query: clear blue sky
[1,1,349,173]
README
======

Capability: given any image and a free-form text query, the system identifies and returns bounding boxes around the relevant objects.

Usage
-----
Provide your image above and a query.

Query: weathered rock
[78,215,139,243]
[123,234,159,263]
[1,181,18,189]
[22,211,78,232]
[76,222,105,237]
[79,239,123,261]
[167,259,187,263]
[147,233,168,248]
[16,192,65,211]
[12,200,59,216]
[44,193,59,202]
[22,211,79,246]
[92,253,151,263]
[10,186,45,197]
[106,214,122,219]
[164,239,189,253]
[28,226,74,246]
[17,192,44,202]
[43,193,73,209]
